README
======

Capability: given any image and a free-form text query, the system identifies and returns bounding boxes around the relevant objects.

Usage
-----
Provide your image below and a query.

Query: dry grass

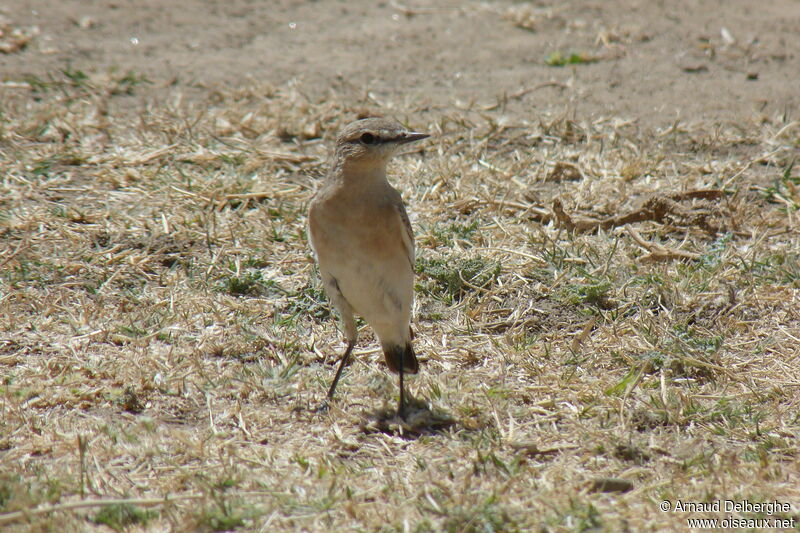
[1,68,799,532]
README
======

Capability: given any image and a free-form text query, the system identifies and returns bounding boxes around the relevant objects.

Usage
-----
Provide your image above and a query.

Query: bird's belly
[318,233,411,317]
[329,248,412,314]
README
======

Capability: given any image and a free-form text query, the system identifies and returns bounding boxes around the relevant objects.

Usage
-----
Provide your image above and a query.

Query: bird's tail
[383,342,419,374]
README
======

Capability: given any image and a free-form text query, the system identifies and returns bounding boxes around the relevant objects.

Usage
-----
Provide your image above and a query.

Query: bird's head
[333,118,429,168]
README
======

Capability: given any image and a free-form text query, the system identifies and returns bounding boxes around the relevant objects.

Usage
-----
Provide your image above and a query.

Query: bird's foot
[313,400,331,414]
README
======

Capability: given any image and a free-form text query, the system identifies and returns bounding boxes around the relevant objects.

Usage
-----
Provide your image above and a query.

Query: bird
[308,117,429,419]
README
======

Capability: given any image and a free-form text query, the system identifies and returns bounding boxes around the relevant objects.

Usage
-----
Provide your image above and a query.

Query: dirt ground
[3,0,799,129]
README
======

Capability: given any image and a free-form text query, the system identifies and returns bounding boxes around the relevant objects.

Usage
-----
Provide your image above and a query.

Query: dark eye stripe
[347,132,397,145]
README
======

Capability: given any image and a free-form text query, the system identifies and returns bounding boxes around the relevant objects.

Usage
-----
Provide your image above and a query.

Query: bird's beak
[397,131,430,144]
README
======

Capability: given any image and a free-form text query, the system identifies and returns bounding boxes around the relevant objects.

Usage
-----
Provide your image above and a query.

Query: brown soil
[3,0,798,129]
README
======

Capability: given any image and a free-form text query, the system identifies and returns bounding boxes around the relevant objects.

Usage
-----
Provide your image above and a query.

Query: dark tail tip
[384,343,419,374]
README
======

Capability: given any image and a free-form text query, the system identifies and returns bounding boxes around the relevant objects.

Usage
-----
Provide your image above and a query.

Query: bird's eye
[360,132,376,145]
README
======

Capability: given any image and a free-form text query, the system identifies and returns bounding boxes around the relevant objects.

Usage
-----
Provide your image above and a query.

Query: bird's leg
[328,340,354,400]
[398,349,406,420]
[317,340,354,411]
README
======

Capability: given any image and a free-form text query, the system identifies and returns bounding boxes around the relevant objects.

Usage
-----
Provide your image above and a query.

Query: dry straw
[1,70,799,530]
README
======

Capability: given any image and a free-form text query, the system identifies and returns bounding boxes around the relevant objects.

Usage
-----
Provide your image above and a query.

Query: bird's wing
[394,198,415,270]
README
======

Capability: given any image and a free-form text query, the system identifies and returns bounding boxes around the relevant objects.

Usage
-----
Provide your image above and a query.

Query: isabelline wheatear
[308,117,429,419]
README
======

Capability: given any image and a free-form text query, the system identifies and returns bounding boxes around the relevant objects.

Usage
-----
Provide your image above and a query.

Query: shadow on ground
[359,395,458,439]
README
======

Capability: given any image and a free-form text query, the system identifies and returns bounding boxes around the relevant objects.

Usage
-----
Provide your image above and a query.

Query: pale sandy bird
[308,117,429,419]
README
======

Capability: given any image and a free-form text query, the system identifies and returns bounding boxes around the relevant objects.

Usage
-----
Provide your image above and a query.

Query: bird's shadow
[359,395,457,439]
